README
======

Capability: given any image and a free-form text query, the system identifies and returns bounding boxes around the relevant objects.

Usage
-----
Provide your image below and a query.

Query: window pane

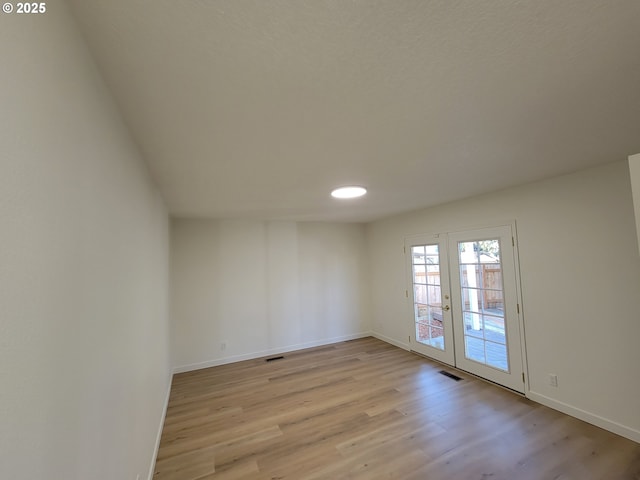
[486,342,508,371]
[425,244,439,255]
[429,326,445,350]
[459,264,481,288]
[462,287,483,313]
[464,311,484,339]
[484,314,506,344]
[412,246,425,264]
[465,336,485,364]
[413,264,426,285]
[425,254,439,265]
[415,303,428,321]
[479,240,500,263]
[416,321,445,350]
[429,306,443,324]
[426,265,441,286]
[459,240,501,264]
[426,273,440,287]
[414,284,427,304]
[458,241,477,263]
[427,285,441,306]
[484,288,504,313]
[416,321,430,343]
[482,265,502,291]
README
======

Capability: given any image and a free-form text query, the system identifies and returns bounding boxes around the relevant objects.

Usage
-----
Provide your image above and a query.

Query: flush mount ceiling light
[331,186,367,199]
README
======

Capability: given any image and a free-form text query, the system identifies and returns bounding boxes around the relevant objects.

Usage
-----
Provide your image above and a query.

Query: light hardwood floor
[154,337,640,479]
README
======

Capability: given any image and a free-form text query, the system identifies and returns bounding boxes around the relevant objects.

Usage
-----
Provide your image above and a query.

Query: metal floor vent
[439,370,462,381]
[265,356,284,362]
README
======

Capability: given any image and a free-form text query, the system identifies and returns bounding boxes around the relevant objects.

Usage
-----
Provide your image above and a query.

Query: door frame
[405,221,529,394]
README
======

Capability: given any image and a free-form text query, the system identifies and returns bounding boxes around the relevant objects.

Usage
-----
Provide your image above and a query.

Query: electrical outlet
[221,341,227,351]
[549,374,558,387]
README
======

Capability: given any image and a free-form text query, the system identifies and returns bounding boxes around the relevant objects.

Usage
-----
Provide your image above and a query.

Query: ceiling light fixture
[331,186,367,199]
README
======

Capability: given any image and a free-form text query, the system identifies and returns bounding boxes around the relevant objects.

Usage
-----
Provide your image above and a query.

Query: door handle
[443,305,450,311]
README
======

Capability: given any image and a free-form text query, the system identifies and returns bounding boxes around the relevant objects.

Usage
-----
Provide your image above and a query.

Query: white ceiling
[67,0,640,222]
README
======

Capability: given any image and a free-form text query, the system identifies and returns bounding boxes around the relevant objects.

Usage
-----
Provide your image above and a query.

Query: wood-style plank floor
[153,337,640,479]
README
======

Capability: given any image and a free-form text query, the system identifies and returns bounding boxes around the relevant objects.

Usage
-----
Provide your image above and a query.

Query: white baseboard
[370,334,640,444]
[371,331,410,351]
[173,332,372,374]
[146,374,173,480]
[527,390,640,444]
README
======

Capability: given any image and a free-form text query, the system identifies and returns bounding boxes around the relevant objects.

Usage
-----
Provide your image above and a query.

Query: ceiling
[67,0,640,223]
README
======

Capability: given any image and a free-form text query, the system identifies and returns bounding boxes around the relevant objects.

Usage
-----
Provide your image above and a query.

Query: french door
[406,225,526,393]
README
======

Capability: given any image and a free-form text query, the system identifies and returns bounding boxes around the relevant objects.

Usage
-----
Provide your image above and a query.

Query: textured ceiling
[67,0,640,222]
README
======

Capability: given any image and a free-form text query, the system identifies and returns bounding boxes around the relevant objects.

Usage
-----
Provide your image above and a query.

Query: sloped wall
[0,4,171,479]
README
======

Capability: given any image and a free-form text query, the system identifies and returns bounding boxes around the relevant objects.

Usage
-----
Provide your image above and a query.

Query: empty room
[2,1,640,479]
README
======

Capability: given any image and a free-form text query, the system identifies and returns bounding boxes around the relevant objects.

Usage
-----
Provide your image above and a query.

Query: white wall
[629,153,640,255]
[171,219,370,371]
[367,160,640,442]
[0,5,171,480]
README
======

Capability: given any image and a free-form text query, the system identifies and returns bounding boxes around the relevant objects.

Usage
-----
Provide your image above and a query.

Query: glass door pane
[405,234,454,367]
[458,239,508,371]
[411,244,444,350]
